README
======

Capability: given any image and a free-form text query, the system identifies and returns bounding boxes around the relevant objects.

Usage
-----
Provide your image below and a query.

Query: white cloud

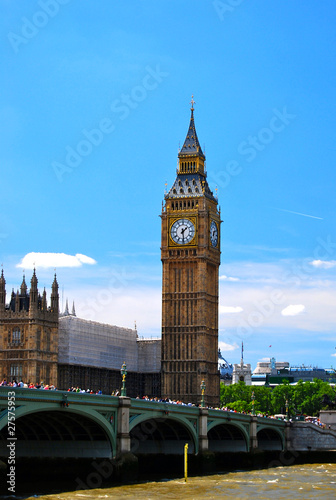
[16,252,97,269]
[219,306,243,314]
[332,353,336,358]
[310,260,336,269]
[219,275,240,282]
[74,253,97,265]
[219,341,238,352]
[281,304,305,317]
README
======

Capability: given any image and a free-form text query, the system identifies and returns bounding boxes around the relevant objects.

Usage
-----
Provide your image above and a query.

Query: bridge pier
[249,416,258,451]
[199,408,209,452]
[117,397,131,454]
[116,396,138,482]
[285,422,292,450]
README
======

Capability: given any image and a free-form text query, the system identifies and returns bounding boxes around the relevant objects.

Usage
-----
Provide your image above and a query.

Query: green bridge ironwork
[0,387,286,460]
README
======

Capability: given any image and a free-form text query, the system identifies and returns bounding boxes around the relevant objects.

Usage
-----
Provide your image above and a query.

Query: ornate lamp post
[285,398,289,421]
[120,361,127,397]
[200,380,206,408]
[251,390,255,416]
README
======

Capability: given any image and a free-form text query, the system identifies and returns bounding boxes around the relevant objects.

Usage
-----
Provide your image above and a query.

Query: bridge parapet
[289,421,336,451]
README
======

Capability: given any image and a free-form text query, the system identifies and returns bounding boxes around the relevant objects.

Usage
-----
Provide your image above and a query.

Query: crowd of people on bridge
[0,379,57,390]
[0,380,106,394]
[68,386,103,394]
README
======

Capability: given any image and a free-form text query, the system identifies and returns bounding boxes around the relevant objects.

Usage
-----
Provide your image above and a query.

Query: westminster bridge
[1,388,336,461]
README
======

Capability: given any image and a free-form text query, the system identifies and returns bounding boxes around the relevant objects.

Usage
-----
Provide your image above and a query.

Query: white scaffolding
[58,316,139,371]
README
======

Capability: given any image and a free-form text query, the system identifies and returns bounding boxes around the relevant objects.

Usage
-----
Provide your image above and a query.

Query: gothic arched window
[12,328,21,345]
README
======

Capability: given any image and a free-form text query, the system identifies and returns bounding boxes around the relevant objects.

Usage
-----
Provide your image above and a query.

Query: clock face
[210,220,218,248]
[171,218,195,245]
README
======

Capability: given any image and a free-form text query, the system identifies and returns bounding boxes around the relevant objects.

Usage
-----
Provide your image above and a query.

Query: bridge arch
[257,426,284,450]
[0,406,116,459]
[207,421,249,452]
[129,414,197,455]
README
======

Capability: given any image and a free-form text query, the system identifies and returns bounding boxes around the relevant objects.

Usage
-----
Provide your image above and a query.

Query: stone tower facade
[0,269,59,385]
[161,101,221,406]
[232,343,252,385]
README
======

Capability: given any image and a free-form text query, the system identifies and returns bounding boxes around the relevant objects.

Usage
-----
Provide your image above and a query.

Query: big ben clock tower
[161,98,221,407]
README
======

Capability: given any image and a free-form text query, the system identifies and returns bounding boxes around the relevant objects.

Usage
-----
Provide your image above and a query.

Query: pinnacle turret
[30,268,38,306]
[51,273,59,313]
[0,269,5,311]
[52,273,58,293]
[20,274,27,296]
[0,269,6,311]
[42,288,47,310]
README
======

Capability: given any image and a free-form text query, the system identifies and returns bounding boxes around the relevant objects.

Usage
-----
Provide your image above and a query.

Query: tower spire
[166,99,216,201]
[20,273,27,296]
[178,96,205,161]
[29,268,38,308]
[0,268,6,311]
[51,273,59,313]
[42,287,47,310]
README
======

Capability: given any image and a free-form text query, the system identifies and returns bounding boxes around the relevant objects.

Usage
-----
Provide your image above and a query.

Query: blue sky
[1,0,336,370]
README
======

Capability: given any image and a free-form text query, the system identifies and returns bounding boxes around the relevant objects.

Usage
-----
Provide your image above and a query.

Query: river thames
[23,463,336,500]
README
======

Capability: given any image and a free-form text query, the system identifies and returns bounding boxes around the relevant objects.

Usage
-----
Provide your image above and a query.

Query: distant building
[232,359,252,385]
[269,365,333,384]
[232,343,252,385]
[252,357,335,384]
[287,365,330,382]
[218,348,233,383]
[253,357,289,375]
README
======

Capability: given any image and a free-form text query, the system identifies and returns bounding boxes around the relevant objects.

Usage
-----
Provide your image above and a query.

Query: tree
[220,380,335,417]
[220,382,272,414]
[270,380,294,416]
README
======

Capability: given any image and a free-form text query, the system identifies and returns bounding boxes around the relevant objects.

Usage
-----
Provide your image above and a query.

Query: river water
[25,463,336,500]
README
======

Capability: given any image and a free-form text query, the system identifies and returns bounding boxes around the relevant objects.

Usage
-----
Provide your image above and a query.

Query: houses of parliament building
[0,102,221,406]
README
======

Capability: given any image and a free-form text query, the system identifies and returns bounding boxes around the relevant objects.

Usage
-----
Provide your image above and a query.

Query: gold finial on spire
[190,95,195,111]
